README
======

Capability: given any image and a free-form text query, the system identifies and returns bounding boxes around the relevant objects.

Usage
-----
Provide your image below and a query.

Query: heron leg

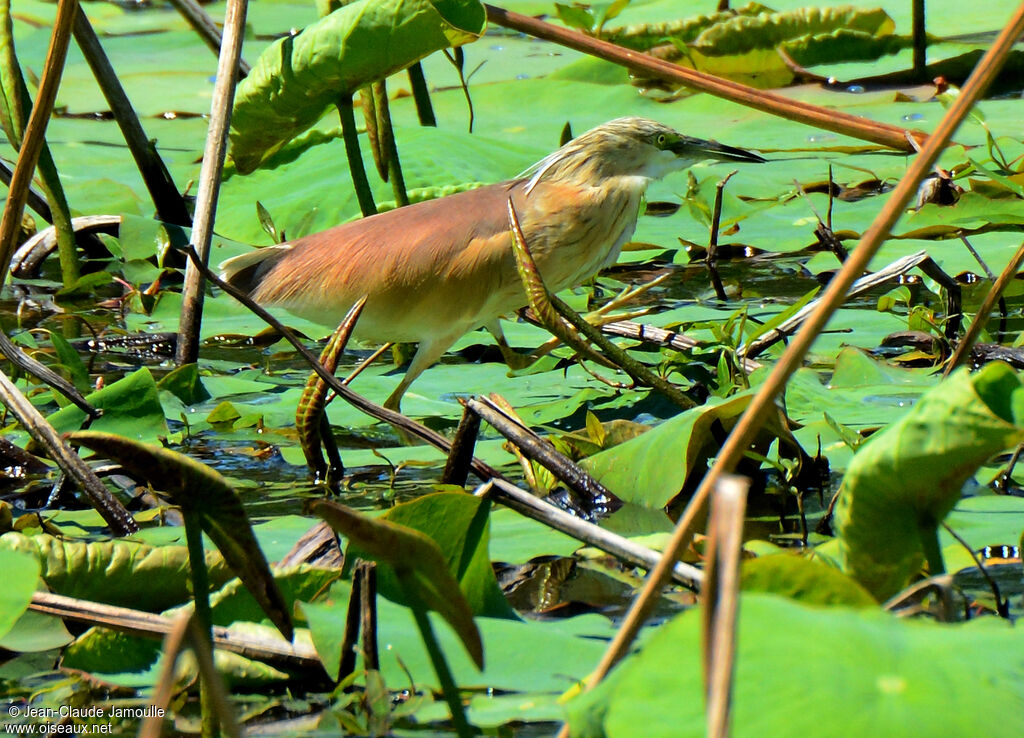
[485,320,535,371]
[383,334,461,413]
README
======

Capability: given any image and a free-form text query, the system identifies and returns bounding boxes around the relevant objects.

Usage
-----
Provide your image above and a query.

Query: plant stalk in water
[404,585,473,738]
[184,518,219,738]
[176,0,248,366]
[72,9,193,226]
[337,94,378,217]
[406,62,436,126]
[374,80,409,207]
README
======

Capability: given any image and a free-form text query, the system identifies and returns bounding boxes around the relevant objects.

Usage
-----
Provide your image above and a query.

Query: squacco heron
[221,117,764,412]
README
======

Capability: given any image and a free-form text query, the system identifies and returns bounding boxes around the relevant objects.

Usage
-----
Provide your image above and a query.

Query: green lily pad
[45,368,168,444]
[581,392,801,509]
[568,594,1024,737]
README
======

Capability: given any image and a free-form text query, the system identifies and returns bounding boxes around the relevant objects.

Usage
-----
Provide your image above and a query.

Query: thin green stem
[37,155,79,288]
[405,589,473,738]
[337,94,377,217]
[184,516,217,738]
[920,522,945,578]
[374,81,408,207]
[184,521,213,638]
[406,62,436,127]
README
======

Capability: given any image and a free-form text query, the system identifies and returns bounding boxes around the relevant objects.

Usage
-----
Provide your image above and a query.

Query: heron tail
[218,245,292,294]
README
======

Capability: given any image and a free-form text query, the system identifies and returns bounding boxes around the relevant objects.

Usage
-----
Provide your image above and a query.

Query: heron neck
[526,140,664,193]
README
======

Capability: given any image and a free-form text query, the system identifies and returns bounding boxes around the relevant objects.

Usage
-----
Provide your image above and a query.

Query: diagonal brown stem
[0,368,135,535]
[72,9,192,226]
[485,4,925,152]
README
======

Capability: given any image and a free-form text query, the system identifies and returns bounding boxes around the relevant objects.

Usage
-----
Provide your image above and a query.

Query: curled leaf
[835,363,1024,600]
[311,499,483,669]
[0,532,231,611]
[229,0,486,173]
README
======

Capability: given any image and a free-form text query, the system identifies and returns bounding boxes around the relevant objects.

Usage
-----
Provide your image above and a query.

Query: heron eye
[656,134,667,146]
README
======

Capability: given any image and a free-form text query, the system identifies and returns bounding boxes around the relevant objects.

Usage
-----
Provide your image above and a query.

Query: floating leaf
[0,609,73,653]
[941,495,1024,573]
[691,6,895,56]
[46,368,168,443]
[555,3,595,34]
[581,393,802,509]
[62,620,303,688]
[157,363,211,405]
[604,2,773,51]
[741,553,876,608]
[782,29,905,67]
[62,626,162,683]
[675,6,899,88]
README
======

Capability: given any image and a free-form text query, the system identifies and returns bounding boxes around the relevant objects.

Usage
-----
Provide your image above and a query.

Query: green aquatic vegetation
[835,363,1024,600]
[229,0,486,173]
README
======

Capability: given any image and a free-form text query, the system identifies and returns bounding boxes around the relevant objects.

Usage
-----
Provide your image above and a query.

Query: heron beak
[670,136,766,164]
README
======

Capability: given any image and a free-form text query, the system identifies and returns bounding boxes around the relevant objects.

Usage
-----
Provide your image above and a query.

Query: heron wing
[235,182,529,339]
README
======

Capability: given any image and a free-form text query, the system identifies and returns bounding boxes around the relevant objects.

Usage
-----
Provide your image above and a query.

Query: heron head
[527,117,765,189]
